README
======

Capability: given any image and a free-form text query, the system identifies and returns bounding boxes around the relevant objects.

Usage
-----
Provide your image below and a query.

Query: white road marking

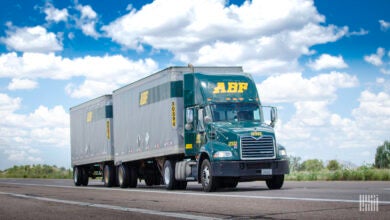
[0,191,219,220]
[1,181,390,204]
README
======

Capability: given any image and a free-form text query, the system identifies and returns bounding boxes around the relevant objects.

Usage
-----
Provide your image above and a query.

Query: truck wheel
[73,166,82,186]
[103,164,115,187]
[129,166,138,188]
[220,178,238,188]
[176,181,187,190]
[81,167,89,186]
[201,159,218,192]
[163,160,178,190]
[117,165,129,188]
[266,175,284,190]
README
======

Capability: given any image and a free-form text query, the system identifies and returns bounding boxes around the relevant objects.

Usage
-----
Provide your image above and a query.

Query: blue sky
[0,0,389,170]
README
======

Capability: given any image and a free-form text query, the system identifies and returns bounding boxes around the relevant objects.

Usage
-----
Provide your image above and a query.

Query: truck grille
[240,136,275,160]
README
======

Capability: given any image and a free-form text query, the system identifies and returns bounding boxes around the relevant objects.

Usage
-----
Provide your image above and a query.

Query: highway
[0,179,389,219]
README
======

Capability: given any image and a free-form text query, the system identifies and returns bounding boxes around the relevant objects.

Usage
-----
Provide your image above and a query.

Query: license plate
[261,169,272,175]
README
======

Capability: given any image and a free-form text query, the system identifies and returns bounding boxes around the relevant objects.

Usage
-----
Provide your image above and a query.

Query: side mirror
[270,107,277,127]
[204,115,212,124]
[186,108,193,123]
[185,108,193,130]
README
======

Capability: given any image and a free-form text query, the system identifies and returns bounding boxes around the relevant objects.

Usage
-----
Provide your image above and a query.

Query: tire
[117,164,129,188]
[176,181,187,190]
[73,166,82,186]
[81,167,89,186]
[128,166,138,188]
[201,159,218,192]
[220,178,238,188]
[266,175,284,190]
[163,160,178,190]
[103,164,115,187]
[144,174,162,186]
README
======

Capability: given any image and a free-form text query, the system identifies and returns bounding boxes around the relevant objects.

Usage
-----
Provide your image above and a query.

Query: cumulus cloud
[44,3,68,23]
[102,0,348,74]
[260,74,389,163]
[364,47,385,66]
[75,4,100,38]
[7,78,38,90]
[0,93,70,165]
[364,47,390,74]
[0,52,158,98]
[379,19,390,31]
[257,71,358,103]
[307,54,348,71]
[0,25,63,53]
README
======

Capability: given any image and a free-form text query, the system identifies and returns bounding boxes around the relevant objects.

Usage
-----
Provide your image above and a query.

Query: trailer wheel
[266,175,284,190]
[144,175,155,186]
[81,167,89,186]
[117,165,129,188]
[163,160,178,190]
[201,159,218,192]
[129,166,138,188]
[103,164,115,187]
[73,166,82,186]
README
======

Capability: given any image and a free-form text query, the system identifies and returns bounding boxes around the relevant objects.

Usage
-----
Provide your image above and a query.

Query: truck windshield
[210,103,261,122]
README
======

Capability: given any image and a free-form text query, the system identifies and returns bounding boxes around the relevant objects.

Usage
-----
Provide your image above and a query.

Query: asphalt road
[0,179,389,219]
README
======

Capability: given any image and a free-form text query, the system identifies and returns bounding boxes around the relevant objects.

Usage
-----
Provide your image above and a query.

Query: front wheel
[201,159,218,192]
[266,175,284,190]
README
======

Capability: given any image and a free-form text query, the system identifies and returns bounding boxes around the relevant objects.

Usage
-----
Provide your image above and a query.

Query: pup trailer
[70,66,289,192]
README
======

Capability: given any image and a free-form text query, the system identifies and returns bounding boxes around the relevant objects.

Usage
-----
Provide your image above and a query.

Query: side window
[197,108,205,132]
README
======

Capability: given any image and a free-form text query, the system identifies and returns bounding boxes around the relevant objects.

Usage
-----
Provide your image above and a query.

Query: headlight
[213,151,232,158]
[279,149,287,157]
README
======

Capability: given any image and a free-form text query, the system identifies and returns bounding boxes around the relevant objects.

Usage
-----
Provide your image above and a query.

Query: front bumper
[211,159,289,180]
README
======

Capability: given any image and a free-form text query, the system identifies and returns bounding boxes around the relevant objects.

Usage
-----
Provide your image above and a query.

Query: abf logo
[213,82,248,94]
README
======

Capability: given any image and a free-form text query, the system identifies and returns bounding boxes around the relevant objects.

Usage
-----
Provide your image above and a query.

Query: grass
[0,165,72,179]
[286,168,390,181]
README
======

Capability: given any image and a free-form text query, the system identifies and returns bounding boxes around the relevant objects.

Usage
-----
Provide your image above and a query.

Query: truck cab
[181,72,289,191]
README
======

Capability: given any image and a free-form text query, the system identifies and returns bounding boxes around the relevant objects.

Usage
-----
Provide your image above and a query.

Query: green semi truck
[70,66,289,192]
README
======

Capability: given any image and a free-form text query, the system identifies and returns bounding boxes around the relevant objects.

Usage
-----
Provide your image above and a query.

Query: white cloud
[75,4,99,38]
[364,47,385,66]
[0,25,63,53]
[7,78,38,90]
[379,19,390,31]
[257,71,358,103]
[256,70,388,164]
[0,94,70,165]
[102,0,348,75]
[44,3,68,23]
[0,93,21,115]
[347,28,369,36]
[307,54,348,71]
[0,52,158,98]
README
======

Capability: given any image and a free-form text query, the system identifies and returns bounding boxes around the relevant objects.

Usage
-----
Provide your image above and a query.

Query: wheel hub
[202,166,210,186]
[164,166,170,185]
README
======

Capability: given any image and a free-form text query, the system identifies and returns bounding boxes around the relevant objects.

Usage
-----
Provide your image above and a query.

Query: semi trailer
[70,66,289,192]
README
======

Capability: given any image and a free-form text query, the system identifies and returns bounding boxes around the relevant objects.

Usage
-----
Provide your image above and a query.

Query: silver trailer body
[70,95,114,166]
[113,66,242,164]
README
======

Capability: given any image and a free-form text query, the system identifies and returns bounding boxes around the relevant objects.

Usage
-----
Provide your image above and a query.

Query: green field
[286,168,390,181]
[0,165,72,179]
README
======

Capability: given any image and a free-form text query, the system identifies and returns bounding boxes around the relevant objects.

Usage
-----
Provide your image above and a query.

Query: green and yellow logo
[213,82,248,94]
